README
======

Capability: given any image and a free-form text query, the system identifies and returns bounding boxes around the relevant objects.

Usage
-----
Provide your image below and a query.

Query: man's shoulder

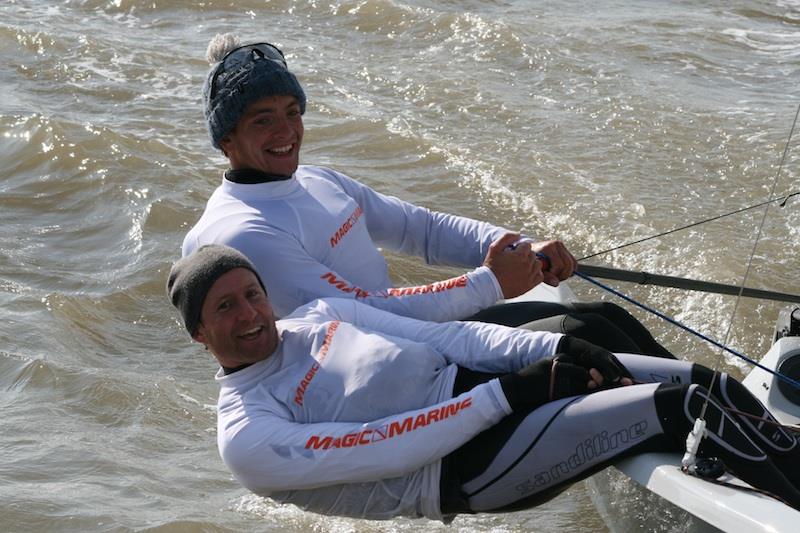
[296,166,380,206]
[280,297,358,324]
[296,165,339,183]
[279,297,334,323]
[296,165,364,188]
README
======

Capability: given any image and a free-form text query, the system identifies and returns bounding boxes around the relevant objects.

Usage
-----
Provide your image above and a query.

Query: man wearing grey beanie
[167,244,266,336]
[166,244,276,372]
[165,245,800,520]
[182,33,674,359]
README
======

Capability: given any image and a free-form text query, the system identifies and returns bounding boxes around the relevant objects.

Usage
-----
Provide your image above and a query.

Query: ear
[219,134,233,158]
[192,324,207,346]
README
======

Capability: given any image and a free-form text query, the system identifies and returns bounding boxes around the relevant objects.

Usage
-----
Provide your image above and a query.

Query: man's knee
[560,313,641,353]
[574,301,631,321]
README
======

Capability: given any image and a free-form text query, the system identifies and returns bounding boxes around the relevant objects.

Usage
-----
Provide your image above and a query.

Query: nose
[272,115,293,139]
[237,298,259,322]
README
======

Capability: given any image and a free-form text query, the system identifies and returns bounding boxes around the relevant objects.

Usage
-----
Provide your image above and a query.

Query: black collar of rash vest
[225,168,292,184]
[222,363,253,375]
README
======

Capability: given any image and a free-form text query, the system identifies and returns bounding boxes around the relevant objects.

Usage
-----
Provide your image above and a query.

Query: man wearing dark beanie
[166,245,800,520]
[181,33,675,360]
[167,244,266,336]
[167,244,277,373]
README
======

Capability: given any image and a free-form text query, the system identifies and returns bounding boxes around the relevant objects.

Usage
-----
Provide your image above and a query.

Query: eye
[246,287,265,300]
[216,300,231,312]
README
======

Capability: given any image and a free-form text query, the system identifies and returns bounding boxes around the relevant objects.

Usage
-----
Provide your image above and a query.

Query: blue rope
[573,270,800,391]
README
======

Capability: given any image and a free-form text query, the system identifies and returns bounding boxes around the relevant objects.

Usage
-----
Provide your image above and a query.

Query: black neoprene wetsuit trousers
[467,301,675,358]
[439,356,800,516]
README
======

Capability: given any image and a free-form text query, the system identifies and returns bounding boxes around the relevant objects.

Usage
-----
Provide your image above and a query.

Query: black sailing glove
[498,336,632,413]
[499,356,593,412]
[555,335,631,386]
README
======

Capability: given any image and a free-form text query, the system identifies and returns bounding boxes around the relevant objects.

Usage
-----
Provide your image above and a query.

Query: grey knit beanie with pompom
[167,244,267,335]
[203,33,306,149]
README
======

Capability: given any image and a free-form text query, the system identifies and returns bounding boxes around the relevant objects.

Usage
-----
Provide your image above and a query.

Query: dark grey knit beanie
[167,244,266,335]
[203,33,307,149]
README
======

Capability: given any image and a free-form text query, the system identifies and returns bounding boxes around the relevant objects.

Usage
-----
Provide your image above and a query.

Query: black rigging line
[582,104,800,262]
[579,190,799,261]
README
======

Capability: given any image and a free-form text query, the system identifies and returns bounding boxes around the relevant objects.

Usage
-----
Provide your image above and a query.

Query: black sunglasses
[208,42,287,101]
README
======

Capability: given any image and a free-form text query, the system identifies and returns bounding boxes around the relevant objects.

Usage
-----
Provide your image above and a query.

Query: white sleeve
[300,298,564,373]
[325,169,531,267]
[223,226,503,321]
[219,384,510,494]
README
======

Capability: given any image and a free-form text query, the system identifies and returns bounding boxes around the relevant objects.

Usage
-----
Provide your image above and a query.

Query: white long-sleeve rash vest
[183,165,519,320]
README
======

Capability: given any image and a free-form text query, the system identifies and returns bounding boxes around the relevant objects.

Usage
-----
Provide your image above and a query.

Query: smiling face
[220,94,304,177]
[193,268,279,368]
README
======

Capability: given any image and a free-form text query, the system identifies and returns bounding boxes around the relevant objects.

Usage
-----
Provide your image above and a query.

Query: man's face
[193,268,279,368]
[221,94,304,177]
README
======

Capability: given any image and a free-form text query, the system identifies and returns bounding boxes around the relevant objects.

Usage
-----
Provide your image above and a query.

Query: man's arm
[219,385,510,494]
[223,227,541,320]
[326,168,576,284]
[298,298,564,373]
[220,225,500,320]
[325,168,508,266]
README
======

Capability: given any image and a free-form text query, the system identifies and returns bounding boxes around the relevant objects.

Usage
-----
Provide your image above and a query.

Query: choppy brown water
[2,1,799,531]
